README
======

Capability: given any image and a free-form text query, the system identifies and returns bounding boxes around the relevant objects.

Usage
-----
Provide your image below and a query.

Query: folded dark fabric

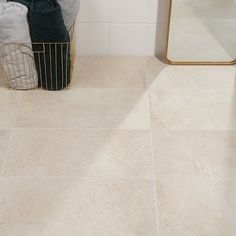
[31,0,71,90]
[9,0,80,31]
[9,0,71,91]
[8,0,31,7]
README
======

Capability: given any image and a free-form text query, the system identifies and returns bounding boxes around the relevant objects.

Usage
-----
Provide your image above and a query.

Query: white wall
[75,0,170,56]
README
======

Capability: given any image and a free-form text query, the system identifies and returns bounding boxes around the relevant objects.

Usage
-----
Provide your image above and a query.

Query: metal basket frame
[0,24,75,91]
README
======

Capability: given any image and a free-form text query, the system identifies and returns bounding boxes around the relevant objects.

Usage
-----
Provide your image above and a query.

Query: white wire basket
[0,26,75,91]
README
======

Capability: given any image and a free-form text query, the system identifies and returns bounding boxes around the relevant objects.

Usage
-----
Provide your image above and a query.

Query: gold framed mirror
[165,0,236,65]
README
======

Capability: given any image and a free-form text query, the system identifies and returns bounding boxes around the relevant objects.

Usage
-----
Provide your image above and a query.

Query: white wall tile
[109,0,149,23]
[109,24,148,55]
[78,0,109,22]
[76,0,167,55]
[76,23,109,55]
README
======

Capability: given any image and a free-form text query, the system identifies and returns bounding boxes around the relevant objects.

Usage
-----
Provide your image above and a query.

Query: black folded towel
[8,0,71,91]
[7,0,31,6]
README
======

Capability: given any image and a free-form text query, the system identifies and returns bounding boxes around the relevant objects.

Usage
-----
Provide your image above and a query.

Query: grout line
[7,127,236,132]
[0,176,155,180]
[0,129,13,176]
[8,127,151,131]
[0,92,22,176]
[146,66,160,236]
[150,128,160,236]
[1,175,235,181]
[63,87,149,90]
[11,91,22,128]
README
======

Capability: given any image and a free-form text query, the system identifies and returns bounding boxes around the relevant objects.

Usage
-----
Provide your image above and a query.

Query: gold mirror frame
[164,0,236,65]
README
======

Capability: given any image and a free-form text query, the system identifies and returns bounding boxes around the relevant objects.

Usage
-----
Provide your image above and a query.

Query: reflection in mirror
[166,0,236,64]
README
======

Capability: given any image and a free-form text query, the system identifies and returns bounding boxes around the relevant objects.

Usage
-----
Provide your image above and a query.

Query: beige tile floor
[0,56,236,235]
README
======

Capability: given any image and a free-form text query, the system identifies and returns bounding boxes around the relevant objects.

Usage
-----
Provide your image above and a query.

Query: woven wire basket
[0,26,75,91]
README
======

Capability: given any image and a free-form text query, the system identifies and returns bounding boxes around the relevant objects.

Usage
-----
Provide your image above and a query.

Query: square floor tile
[147,65,236,90]
[15,89,150,129]
[4,129,153,178]
[156,178,236,236]
[152,130,236,178]
[150,88,236,130]
[0,179,157,236]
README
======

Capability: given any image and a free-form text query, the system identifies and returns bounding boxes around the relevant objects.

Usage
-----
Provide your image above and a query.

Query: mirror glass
[167,0,236,64]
